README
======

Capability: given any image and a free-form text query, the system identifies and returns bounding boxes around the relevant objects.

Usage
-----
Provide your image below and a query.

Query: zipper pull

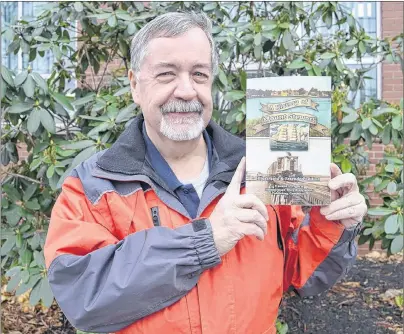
[151,207,161,227]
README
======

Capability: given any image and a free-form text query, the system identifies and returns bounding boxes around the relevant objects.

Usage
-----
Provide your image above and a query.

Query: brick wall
[381,2,404,103]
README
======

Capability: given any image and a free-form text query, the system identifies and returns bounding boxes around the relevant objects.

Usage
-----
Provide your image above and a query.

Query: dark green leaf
[253,45,262,59]
[223,90,245,102]
[6,271,21,292]
[375,179,390,192]
[387,181,397,194]
[282,31,295,51]
[23,184,38,202]
[334,58,344,71]
[1,238,15,256]
[87,13,111,20]
[382,124,391,145]
[27,108,41,133]
[16,274,41,296]
[108,14,117,27]
[39,277,54,307]
[287,59,306,69]
[373,107,400,117]
[116,12,133,21]
[113,86,131,97]
[385,215,399,234]
[127,22,137,35]
[25,199,41,211]
[71,146,97,169]
[346,39,358,46]
[46,165,55,179]
[14,70,28,86]
[278,22,290,29]
[218,69,228,86]
[72,93,96,106]
[31,72,48,94]
[29,280,42,306]
[23,74,36,98]
[369,123,378,135]
[312,64,322,76]
[33,251,45,268]
[359,41,366,54]
[254,33,262,46]
[87,122,113,138]
[62,140,96,150]
[361,118,372,129]
[367,207,395,216]
[261,20,277,30]
[3,185,21,201]
[341,113,358,123]
[7,102,34,114]
[21,249,32,266]
[350,123,362,141]
[391,235,403,254]
[74,2,84,12]
[52,92,74,111]
[1,65,14,86]
[203,2,217,11]
[392,115,402,130]
[321,52,336,59]
[39,109,56,133]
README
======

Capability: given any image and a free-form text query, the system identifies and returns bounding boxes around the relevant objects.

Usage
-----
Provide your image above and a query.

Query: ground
[279,252,403,334]
[1,252,403,334]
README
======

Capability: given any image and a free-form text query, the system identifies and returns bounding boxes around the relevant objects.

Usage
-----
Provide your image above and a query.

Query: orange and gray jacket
[44,115,361,334]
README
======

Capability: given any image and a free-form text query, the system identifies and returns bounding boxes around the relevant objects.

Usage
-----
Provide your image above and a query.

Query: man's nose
[173,74,197,100]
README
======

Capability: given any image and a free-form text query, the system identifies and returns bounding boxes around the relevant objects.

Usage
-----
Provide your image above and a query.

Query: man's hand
[320,163,367,229]
[209,157,269,256]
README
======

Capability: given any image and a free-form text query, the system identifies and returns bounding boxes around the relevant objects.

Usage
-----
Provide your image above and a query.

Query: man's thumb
[227,157,246,194]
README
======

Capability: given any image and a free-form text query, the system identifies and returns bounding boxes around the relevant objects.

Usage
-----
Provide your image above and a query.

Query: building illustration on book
[246,76,332,206]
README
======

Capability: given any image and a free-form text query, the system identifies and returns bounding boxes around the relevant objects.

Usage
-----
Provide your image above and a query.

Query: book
[246,76,332,206]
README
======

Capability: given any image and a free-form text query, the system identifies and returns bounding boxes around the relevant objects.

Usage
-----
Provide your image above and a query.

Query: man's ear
[128,69,140,105]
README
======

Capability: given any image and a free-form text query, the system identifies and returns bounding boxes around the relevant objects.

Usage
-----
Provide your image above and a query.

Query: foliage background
[1,0,403,325]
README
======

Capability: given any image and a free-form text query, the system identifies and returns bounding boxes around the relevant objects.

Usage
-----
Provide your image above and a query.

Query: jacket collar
[95,114,246,182]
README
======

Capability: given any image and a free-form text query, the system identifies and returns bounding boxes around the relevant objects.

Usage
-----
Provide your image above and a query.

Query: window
[1,2,54,74]
[230,2,381,109]
[1,2,76,90]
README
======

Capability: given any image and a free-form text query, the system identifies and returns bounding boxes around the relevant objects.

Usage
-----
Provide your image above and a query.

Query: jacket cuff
[191,218,221,270]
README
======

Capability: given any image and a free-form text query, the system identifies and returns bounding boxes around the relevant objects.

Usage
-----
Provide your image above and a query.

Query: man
[44,12,367,334]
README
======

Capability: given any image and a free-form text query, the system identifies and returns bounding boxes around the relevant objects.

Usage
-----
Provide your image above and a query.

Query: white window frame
[2,2,78,131]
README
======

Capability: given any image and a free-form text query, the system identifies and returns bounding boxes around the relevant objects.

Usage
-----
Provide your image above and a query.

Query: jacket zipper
[150,207,161,227]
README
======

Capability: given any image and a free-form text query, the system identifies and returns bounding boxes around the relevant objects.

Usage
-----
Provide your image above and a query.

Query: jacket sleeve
[44,176,221,333]
[280,205,361,297]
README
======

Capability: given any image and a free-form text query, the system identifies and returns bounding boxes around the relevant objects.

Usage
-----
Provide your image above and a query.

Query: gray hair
[130,11,219,77]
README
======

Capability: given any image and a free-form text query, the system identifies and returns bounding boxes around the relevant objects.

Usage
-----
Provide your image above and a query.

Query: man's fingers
[330,163,343,179]
[320,193,364,217]
[236,208,268,235]
[226,157,246,195]
[234,194,269,220]
[237,222,265,241]
[328,173,359,193]
[323,203,367,221]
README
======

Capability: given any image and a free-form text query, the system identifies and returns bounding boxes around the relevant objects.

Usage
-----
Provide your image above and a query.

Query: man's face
[129,27,214,141]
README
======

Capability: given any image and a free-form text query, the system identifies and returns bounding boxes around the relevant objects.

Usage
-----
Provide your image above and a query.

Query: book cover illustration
[246,76,332,206]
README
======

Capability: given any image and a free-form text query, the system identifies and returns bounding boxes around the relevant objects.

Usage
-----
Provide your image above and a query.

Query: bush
[1,1,403,310]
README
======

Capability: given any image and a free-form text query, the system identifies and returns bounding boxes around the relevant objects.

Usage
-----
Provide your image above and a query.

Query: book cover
[246,76,332,206]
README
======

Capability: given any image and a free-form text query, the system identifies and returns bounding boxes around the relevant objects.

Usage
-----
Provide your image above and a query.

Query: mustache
[161,100,203,114]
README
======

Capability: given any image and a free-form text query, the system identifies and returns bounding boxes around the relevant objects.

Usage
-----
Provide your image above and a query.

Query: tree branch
[2,172,44,185]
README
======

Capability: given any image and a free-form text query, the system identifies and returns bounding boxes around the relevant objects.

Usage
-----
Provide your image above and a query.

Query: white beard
[159,113,205,141]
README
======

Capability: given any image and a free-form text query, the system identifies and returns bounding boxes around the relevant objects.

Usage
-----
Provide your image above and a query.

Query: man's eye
[158,72,174,77]
[194,72,208,78]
